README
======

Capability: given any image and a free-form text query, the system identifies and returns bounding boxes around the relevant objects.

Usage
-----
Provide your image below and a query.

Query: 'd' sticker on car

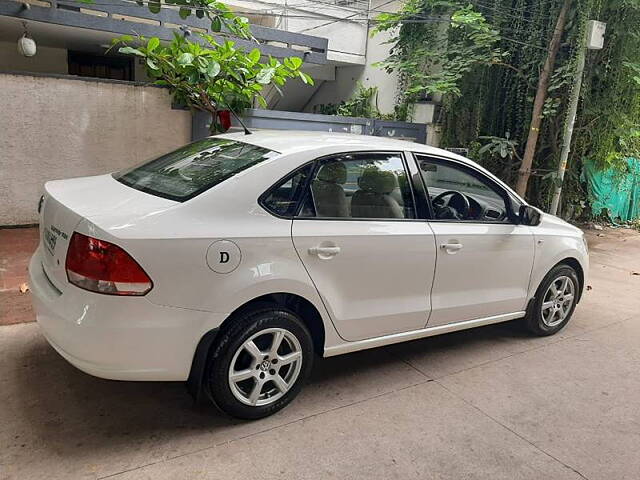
[206,240,241,274]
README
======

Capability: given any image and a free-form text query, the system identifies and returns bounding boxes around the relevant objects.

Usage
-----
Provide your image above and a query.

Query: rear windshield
[114,138,279,201]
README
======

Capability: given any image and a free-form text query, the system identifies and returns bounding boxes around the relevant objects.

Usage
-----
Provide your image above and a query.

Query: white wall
[226,0,369,64]
[303,0,401,115]
[0,40,153,82]
[0,73,191,226]
[0,41,68,74]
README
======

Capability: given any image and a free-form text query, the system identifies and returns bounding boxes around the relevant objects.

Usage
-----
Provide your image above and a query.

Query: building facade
[0,0,431,225]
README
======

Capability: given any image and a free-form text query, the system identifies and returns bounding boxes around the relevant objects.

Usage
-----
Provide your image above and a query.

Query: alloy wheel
[540,275,575,327]
[228,328,303,407]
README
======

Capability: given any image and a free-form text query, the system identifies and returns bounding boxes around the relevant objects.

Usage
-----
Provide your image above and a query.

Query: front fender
[528,235,588,301]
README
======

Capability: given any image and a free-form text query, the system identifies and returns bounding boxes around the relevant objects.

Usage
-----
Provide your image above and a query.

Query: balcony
[0,0,328,64]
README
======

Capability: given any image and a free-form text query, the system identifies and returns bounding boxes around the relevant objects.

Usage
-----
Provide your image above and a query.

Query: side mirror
[518,205,542,226]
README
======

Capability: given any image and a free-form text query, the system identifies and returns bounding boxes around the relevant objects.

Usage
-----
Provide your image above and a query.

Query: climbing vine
[378,0,640,218]
[441,0,572,193]
[372,0,503,121]
[572,0,640,168]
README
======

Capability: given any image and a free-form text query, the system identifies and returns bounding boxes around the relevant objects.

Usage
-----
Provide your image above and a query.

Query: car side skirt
[323,311,526,357]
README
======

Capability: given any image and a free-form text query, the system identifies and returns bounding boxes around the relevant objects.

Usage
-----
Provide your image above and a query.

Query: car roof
[216,129,473,164]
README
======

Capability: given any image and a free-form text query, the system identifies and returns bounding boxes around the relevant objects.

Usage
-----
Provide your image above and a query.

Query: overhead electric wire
[469,2,539,25]
[79,0,374,23]
[77,0,558,28]
[472,0,560,16]
[76,0,551,51]
[84,0,412,21]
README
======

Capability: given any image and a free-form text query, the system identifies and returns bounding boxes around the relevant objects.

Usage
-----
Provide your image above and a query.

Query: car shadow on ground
[9,320,530,457]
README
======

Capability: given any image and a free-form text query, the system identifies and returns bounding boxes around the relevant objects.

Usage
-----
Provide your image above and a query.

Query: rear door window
[114,138,279,201]
[260,164,314,218]
[299,153,416,220]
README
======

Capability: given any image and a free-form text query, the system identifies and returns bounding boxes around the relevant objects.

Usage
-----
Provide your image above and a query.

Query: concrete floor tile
[440,329,640,480]
[109,382,583,480]
[0,324,426,480]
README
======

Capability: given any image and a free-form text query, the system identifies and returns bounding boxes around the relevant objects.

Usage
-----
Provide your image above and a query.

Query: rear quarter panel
[78,148,344,346]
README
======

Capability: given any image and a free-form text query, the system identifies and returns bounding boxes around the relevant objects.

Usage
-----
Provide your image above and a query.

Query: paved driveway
[1,228,640,479]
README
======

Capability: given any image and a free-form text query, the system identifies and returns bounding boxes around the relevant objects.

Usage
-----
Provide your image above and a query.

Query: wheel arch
[557,257,584,302]
[219,293,326,354]
[187,292,326,402]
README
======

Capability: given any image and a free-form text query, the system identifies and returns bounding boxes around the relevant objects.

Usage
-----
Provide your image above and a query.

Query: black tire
[206,306,314,420]
[525,264,580,336]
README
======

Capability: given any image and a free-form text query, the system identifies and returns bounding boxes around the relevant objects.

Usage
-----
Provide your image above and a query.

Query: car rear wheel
[206,307,314,419]
[525,264,580,336]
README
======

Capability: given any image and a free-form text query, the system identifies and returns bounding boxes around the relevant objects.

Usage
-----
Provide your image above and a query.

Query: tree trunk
[515,0,571,198]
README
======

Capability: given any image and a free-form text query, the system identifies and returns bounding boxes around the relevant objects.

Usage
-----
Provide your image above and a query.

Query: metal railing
[193,109,428,144]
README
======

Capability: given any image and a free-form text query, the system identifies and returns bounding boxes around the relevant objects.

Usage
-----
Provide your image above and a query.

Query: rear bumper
[29,248,223,381]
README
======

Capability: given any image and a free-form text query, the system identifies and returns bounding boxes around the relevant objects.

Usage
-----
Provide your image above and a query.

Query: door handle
[308,246,341,257]
[440,242,463,253]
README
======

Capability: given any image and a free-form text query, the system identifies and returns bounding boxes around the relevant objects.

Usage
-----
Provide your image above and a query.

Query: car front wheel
[526,264,580,336]
[206,307,314,419]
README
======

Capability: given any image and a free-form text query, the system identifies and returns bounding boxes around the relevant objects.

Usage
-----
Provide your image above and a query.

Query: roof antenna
[222,102,252,135]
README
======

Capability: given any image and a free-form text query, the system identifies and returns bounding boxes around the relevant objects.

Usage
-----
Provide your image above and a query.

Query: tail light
[65,232,152,296]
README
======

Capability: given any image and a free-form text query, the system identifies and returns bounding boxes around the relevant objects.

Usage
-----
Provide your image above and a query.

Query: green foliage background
[379,0,640,217]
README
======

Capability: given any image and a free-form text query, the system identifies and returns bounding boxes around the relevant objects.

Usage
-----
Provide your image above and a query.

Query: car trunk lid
[39,174,176,291]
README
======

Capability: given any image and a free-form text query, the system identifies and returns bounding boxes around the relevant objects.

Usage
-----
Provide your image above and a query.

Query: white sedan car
[29,131,588,419]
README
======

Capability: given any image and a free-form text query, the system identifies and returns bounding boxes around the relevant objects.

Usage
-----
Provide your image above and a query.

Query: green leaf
[179,7,191,19]
[248,48,261,65]
[257,95,268,108]
[213,2,230,12]
[147,37,160,53]
[187,71,199,83]
[478,143,492,155]
[148,0,161,14]
[146,58,159,70]
[211,16,222,32]
[177,52,194,65]
[298,71,314,85]
[206,60,221,78]
[288,56,303,69]
[499,144,507,158]
[119,46,145,57]
[256,67,276,84]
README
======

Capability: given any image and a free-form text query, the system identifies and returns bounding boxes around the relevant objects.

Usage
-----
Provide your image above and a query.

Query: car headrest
[316,161,347,184]
[358,168,398,194]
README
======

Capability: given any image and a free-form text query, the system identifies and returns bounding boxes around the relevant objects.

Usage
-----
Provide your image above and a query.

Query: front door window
[416,156,511,223]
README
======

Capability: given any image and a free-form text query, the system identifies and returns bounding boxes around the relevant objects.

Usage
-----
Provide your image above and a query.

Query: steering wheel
[432,190,471,220]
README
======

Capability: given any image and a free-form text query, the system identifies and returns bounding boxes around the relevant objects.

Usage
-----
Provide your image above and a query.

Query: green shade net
[582,158,640,222]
